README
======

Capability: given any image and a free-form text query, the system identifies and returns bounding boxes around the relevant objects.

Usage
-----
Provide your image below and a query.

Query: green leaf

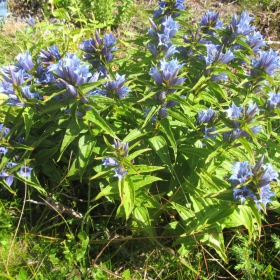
[16,173,47,196]
[122,176,135,220]
[58,121,80,162]
[237,205,255,239]
[122,129,146,143]
[34,146,58,165]
[84,108,118,139]
[93,184,118,201]
[238,138,254,163]
[78,135,96,182]
[160,118,177,160]
[141,106,159,129]
[179,147,210,158]
[126,148,151,162]
[130,175,163,190]
[52,8,71,21]
[133,206,154,236]
[203,225,227,263]
[148,135,173,174]
[0,180,16,195]
[128,165,165,174]
[23,107,34,140]
[191,75,207,91]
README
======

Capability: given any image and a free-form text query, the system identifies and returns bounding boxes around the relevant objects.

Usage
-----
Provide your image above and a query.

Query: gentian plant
[0,1,279,271]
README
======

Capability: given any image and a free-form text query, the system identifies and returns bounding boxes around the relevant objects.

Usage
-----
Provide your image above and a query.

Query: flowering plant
[0,1,279,266]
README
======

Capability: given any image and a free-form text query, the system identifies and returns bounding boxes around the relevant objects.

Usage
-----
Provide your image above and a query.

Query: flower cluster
[0,51,40,106]
[48,53,100,99]
[251,49,280,77]
[102,139,129,180]
[196,103,261,143]
[153,0,185,19]
[267,92,280,111]
[223,103,261,142]
[197,107,217,141]
[79,31,117,68]
[199,11,223,35]
[148,59,185,120]
[147,16,179,58]
[229,156,277,211]
[95,74,130,99]
[0,124,32,186]
[0,163,33,187]
[201,44,235,81]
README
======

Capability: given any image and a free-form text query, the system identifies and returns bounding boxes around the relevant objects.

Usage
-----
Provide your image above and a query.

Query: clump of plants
[0,0,280,278]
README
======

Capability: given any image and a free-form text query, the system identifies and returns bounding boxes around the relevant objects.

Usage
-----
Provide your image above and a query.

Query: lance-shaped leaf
[84,107,119,139]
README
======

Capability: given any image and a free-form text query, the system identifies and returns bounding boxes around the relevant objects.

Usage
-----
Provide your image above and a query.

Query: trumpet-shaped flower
[102,158,118,167]
[197,107,216,124]
[80,31,117,67]
[247,31,266,53]
[199,11,223,35]
[150,59,185,87]
[233,186,256,204]
[267,92,280,111]
[114,166,128,180]
[153,0,185,18]
[203,44,235,66]
[23,14,35,27]
[229,161,253,186]
[15,51,34,72]
[38,45,61,65]
[102,74,129,99]
[229,157,277,211]
[251,49,280,77]
[18,165,32,178]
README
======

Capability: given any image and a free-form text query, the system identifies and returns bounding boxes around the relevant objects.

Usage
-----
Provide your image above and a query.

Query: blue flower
[23,14,35,27]
[229,11,255,37]
[15,51,34,72]
[267,92,280,111]
[247,31,266,53]
[150,59,185,87]
[0,169,14,186]
[255,184,275,210]
[233,186,256,204]
[225,103,243,126]
[0,146,8,155]
[21,85,41,100]
[260,163,278,187]
[0,123,10,139]
[102,157,118,167]
[1,67,32,87]
[203,44,235,66]
[18,165,32,178]
[36,64,56,84]
[229,161,253,186]
[153,0,185,18]
[114,166,128,180]
[0,162,17,187]
[101,74,129,99]
[199,11,223,35]
[49,53,92,86]
[203,126,217,140]
[80,31,117,66]
[229,158,277,211]
[251,49,280,77]
[38,45,61,65]
[197,107,216,124]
